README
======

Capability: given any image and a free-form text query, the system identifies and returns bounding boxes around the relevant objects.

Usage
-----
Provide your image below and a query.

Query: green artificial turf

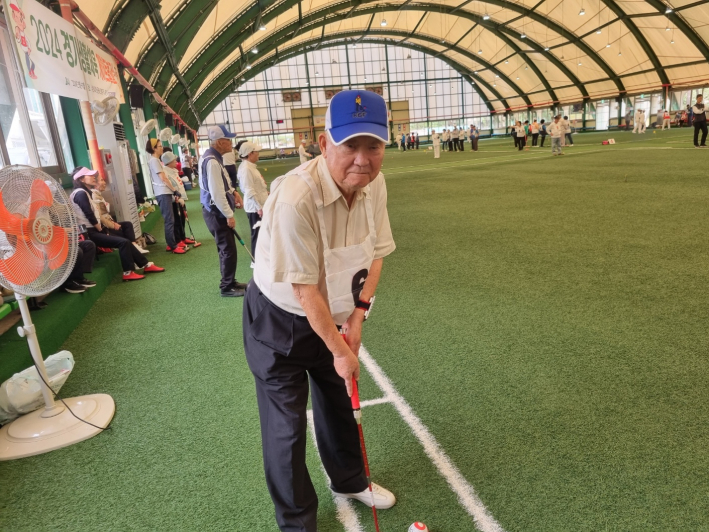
[1,128,708,531]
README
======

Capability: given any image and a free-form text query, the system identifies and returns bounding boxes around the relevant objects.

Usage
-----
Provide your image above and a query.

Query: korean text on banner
[73,32,124,104]
[2,0,124,104]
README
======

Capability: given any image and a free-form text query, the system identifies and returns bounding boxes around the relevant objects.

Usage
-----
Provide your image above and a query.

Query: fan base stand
[0,394,115,461]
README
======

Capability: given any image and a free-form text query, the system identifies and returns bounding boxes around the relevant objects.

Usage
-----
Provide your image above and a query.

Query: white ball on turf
[408,523,429,532]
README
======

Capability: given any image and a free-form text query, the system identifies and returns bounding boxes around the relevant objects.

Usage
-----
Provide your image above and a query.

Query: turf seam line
[359,345,507,532]
[307,410,363,532]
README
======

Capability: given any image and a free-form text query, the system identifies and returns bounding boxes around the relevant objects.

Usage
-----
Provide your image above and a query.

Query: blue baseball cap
[325,90,389,145]
[207,125,236,141]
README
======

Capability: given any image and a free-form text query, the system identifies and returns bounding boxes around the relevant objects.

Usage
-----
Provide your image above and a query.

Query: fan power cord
[28,347,112,432]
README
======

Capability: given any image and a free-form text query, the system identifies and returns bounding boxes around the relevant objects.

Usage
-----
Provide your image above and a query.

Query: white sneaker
[250,261,255,269]
[331,483,396,509]
[133,242,149,254]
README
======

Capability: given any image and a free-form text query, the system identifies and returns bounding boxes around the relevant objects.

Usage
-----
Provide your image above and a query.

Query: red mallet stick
[345,334,381,532]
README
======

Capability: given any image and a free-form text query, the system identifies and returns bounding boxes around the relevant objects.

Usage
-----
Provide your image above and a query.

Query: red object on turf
[166,246,187,254]
[98,247,113,253]
[122,272,144,281]
[191,241,202,247]
[144,264,165,273]
[184,238,196,244]
[177,241,187,248]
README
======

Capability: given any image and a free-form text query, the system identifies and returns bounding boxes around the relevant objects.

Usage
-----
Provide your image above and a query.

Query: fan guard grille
[0,165,78,296]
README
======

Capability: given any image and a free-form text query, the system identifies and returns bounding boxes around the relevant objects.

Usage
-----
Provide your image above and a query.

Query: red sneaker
[144,264,165,273]
[166,246,188,254]
[177,241,187,248]
[123,272,145,281]
[184,238,196,245]
[98,247,113,253]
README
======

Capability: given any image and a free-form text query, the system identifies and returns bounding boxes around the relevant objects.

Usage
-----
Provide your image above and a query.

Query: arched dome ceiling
[74,0,709,128]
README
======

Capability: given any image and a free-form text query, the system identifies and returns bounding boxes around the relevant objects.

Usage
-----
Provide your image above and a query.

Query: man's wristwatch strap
[355,296,375,321]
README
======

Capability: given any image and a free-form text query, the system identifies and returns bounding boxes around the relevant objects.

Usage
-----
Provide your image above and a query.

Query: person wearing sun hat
[200,124,246,297]
[145,138,187,254]
[237,141,268,265]
[242,90,397,531]
[69,167,165,281]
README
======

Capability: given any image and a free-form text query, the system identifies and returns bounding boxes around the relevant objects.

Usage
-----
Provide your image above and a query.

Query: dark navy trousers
[242,283,367,532]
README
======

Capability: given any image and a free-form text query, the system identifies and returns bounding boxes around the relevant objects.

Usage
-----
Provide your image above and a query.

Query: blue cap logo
[326,90,388,145]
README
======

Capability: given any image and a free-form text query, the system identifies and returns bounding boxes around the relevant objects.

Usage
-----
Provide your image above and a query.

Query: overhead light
[516,76,520,80]
[596,29,602,34]
[606,43,611,48]
[666,25,671,31]
[473,70,478,74]
[578,61,582,65]
[364,77,367,81]
[332,59,338,63]
[520,33,527,39]
[441,39,445,44]
[671,39,675,44]
[544,46,550,51]
[381,19,387,27]
[665,6,673,14]
[252,48,258,54]
[525,65,528,70]
[493,83,496,87]
[259,23,267,31]
[246,63,252,69]
[478,49,483,54]
[352,43,357,48]
[315,71,320,76]
[495,74,499,78]
[505,59,509,64]
[483,13,490,20]
[579,7,586,15]
[618,51,622,56]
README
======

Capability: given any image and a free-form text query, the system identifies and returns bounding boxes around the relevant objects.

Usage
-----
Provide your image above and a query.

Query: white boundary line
[358,345,507,532]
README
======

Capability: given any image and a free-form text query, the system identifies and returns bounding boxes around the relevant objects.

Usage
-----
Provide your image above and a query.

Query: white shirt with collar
[253,156,396,316]
[237,159,268,213]
[203,154,236,218]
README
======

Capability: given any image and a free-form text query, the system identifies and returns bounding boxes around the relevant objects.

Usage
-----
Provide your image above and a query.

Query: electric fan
[139,118,157,136]
[170,134,180,145]
[91,96,120,126]
[159,128,172,142]
[0,166,115,461]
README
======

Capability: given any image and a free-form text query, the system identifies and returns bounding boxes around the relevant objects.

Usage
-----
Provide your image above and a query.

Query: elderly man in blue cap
[243,90,397,530]
[200,124,246,297]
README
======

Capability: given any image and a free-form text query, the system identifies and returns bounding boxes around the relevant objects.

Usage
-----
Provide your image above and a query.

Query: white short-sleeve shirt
[253,156,396,316]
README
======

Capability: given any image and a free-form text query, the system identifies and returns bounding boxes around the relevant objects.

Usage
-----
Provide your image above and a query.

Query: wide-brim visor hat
[72,167,98,180]
[325,90,389,145]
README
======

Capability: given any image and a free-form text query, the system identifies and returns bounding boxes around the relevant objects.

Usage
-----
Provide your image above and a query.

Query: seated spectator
[92,177,148,254]
[69,167,165,281]
[62,238,97,294]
